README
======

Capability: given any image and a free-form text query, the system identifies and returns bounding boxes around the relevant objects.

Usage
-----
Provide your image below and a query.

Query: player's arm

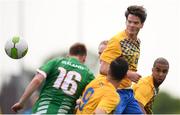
[100,37,120,76]
[138,102,147,114]
[11,73,45,113]
[100,61,141,83]
[94,108,107,114]
[127,70,141,83]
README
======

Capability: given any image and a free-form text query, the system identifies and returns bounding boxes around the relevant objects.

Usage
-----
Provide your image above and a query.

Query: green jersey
[32,57,94,114]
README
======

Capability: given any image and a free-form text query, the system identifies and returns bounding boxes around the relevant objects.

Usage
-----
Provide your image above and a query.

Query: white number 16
[53,67,82,95]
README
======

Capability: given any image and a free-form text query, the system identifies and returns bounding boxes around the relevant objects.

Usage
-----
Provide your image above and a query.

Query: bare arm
[99,60,109,75]
[94,108,107,114]
[11,73,45,113]
[100,60,141,83]
[127,70,141,83]
[138,102,146,114]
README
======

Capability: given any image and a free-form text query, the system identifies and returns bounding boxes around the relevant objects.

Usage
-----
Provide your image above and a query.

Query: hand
[11,102,24,113]
[76,99,81,105]
[127,71,141,83]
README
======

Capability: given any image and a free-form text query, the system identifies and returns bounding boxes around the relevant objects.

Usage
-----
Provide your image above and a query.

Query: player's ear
[82,55,86,63]
[140,23,144,28]
[79,55,86,63]
[152,67,154,73]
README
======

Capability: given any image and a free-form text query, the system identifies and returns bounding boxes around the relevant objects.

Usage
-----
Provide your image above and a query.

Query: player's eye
[156,68,161,72]
[162,69,168,74]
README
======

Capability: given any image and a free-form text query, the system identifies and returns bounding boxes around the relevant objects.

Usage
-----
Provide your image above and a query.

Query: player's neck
[68,55,79,61]
[128,34,138,41]
[70,55,85,64]
[107,76,119,89]
[126,30,138,40]
[153,78,160,88]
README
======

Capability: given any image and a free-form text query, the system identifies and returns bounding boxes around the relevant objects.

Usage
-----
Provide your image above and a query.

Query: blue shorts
[114,89,143,114]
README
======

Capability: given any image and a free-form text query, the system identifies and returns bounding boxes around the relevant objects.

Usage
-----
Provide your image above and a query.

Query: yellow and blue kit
[76,75,120,114]
[133,75,159,114]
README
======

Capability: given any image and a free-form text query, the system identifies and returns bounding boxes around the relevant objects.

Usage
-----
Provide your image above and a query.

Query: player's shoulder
[111,30,127,41]
[50,56,64,62]
[140,75,153,83]
[81,64,93,74]
[95,77,116,92]
[87,77,105,87]
[135,75,153,89]
[44,57,64,65]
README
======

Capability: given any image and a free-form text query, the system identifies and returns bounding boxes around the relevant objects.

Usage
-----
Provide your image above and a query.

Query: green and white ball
[5,36,28,59]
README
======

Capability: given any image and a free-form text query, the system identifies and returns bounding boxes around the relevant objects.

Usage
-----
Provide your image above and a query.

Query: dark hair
[69,43,87,56]
[153,57,169,67]
[125,5,147,23]
[109,56,129,81]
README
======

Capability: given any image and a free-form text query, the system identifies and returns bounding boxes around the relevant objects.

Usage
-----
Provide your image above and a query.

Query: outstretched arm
[100,60,141,83]
[11,73,45,113]
[127,70,141,83]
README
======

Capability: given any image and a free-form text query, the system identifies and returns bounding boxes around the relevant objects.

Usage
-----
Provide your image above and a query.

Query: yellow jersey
[76,75,120,114]
[132,76,159,114]
[100,30,140,88]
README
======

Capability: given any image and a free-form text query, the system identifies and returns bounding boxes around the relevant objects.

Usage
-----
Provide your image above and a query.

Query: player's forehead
[154,63,169,70]
[127,14,141,23]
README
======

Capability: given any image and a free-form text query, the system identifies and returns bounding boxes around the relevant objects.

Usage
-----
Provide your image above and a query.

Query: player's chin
[157,81,163,85]
[127,30,137,35]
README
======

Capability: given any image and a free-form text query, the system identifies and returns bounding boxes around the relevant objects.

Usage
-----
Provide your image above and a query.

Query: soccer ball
[5,36,28,59]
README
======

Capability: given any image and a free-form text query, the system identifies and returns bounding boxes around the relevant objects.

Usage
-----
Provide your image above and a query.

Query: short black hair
[69,43,87,56]
[153,57,169,67]
[109,56,129,81]
[125,5,147,23]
